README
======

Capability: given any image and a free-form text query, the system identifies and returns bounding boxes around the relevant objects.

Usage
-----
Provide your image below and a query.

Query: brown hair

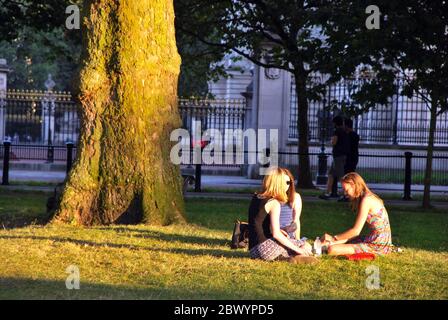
[257,167,295,207]
[341,172,383,211]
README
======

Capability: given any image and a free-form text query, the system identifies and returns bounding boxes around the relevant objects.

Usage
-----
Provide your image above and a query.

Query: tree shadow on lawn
[0,215,51,230]
[0,276,267,299]
[96,226,230,247]
[1,220,446,253]
[0,234,249,259]
[1,198,445,253]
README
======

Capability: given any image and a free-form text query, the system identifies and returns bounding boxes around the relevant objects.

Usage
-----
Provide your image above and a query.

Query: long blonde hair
[257,167,295,207]
[341,172,383,211]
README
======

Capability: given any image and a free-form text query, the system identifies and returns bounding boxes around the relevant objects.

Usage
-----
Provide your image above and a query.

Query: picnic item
[313,237,322,256]
[344,252,376,261]
[230,220,249,249]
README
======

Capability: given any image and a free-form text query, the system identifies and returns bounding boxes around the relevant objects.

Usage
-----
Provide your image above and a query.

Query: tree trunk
[294,71,314,188]
[53,0,186,226]
[422,99,438,209]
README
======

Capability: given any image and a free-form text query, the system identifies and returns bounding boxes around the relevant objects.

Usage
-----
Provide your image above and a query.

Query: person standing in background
[338,118,360,202]
[344,118,360,174]
[319,116,349,200]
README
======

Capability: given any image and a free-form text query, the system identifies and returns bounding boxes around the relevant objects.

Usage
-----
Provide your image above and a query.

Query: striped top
[279,203,295,239]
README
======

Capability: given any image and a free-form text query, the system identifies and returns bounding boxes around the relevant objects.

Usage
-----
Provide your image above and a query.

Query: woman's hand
[295,246,312,256]
[280,229,290,238]
[322,233,335,242]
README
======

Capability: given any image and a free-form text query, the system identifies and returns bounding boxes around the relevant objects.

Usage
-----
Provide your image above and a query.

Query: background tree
[175,0,347,188]
[1,0,219,97]
[0,0,70,41]
[0,0,82,92]
[53,0,186,225]
[320,0,448,208]
[175,26,228,98]
[0,26,81,91]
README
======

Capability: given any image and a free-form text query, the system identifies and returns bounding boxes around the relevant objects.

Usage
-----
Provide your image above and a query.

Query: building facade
[208,55,448,178]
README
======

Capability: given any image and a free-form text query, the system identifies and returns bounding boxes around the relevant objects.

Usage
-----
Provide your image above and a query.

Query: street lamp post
[0,94,6,143]
[43,74,56,163]
[316,105,328,185]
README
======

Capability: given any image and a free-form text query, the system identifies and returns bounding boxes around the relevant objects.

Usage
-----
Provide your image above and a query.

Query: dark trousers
[344,157,358,174]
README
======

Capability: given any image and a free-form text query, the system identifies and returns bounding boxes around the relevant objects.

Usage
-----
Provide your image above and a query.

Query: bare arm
[293,193,302,240]
[331,135,338,146]
[267,201,308,255]
[333,197,370,242]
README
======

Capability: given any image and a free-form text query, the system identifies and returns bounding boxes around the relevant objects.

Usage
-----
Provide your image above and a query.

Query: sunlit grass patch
[0,191,446,299]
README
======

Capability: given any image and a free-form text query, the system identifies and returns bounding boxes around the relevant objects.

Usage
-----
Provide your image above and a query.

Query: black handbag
[230,220,249,249]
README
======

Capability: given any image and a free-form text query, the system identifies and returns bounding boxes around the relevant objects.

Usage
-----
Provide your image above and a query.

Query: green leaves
[0,26,81,91]
[322,0,448,114]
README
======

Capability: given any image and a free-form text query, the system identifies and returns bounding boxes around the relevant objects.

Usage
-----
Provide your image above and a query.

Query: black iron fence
[0,93,248,147]
[276,150,448,186]
[3,87,447,148]
[1,88,446,191]
[173,148,448,192]
[2,143,77,162]
[178,98,247,137]
[289,76,448,146]
[1,89,80,145]
[1,142,447,199]
[1,142,76,185]
[2,142,447,186]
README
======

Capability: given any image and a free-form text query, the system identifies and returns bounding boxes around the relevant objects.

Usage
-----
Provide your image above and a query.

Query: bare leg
[303,242,313,252]
[288,242,318,263]
[326,175,334,194]
[327,244,357,256]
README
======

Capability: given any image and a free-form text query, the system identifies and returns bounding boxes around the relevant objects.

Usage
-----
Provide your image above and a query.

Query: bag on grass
[230,220,249,249]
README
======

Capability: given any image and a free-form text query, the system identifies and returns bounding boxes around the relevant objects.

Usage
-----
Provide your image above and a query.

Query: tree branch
[177,25,295,73]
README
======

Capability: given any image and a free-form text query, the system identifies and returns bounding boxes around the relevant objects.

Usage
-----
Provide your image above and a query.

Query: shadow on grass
[0,276,264,299]
[0,216,50,230]
[1,194,446,253]
[0,234,249,259]
[97,227,230,247]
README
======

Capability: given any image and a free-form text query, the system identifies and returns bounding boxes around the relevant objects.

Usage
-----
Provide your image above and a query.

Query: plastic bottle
[314,237,322,256]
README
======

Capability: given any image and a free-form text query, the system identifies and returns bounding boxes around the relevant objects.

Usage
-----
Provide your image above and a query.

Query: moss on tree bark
[53,0,186,225]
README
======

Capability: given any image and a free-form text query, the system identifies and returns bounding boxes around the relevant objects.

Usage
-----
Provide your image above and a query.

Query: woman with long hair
[248,167,315,262]
[322,172,394,256]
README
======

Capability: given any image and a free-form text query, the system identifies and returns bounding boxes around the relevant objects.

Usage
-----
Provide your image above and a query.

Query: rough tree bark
[294,70,314,189]
[422,99,438,209]
[53,0,186,225]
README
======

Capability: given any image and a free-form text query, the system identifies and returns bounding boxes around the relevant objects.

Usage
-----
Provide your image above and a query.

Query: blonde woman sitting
[248,167,315,263]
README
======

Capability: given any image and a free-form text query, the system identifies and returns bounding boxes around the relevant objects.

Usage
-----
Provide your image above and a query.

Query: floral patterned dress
[348,207,393,255]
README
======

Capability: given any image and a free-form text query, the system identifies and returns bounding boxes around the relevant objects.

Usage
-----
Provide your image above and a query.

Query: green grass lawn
[357,168,448,186]
[202,187,448,202]
[0,190,447,299]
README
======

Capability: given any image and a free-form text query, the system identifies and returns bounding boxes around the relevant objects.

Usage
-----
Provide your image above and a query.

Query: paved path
[197,175,448,194]
[2,185,447,209]
[184,192,448,209]
[4,171,448,194]
[5,170,66,183]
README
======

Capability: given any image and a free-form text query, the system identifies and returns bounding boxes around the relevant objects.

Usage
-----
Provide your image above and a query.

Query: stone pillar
[41,74,56,145]
[241,80,253,176]
[246,63,285,179]
[0,59,10,142]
